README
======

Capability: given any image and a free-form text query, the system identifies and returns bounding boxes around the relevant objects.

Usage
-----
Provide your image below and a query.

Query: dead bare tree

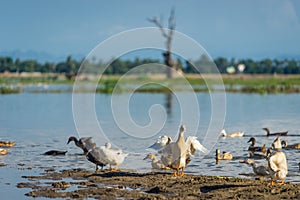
[148,8,180,78]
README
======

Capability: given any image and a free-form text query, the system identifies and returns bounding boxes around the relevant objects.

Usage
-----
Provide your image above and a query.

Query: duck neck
[151,156,158,163]
[177,131,185,143]
[265,128,270,136]
[216,150,220,160]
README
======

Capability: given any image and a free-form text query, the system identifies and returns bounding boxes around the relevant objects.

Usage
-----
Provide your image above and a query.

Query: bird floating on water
[0,140,16,147]
[248,151,267,159]
[67,136,95,154]
[262,128,288,137]
[240,158,269,176]
[99,143,128,172]
[159,124,207,177]
[148,135,172,150]
[86,146,108,172]
[281,140,300,149]
[0,148,8,155]
[215,149,233,160]
[219,129,244,138]
[247,137,266,153]
[43,150,67,156]
[143,153,170,170]
[266,148,288,185]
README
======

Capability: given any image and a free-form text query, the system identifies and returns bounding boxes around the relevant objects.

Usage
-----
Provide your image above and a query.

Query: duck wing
[186,136,207,155]
[87,147,107,165]
[80,137,95,151]
[268,152,287,172]
[159,142,176,167]
[148,136,172,150]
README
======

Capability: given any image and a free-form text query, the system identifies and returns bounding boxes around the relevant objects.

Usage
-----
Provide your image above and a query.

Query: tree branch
[147,17,168,38]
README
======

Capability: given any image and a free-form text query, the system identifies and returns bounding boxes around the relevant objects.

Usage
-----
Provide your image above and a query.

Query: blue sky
[0,0,300,61]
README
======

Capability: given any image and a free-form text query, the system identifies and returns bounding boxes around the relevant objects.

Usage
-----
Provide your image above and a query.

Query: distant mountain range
[0,50,84,63]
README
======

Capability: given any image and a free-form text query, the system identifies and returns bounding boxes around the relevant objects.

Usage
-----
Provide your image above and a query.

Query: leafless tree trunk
[148,8,179,78]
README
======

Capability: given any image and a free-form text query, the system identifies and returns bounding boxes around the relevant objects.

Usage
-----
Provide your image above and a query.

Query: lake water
[1,85,300,198]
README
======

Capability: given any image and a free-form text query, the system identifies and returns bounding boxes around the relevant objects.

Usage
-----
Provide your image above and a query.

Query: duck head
[179,124,186,135]
[262,128,270,135]
[159,136,172,146]
[281,140,288,148]
[219,129,226,136]
[143,153,155,160]
[67,136,77,144]
[247,137,256,145]
[105,143,111,149]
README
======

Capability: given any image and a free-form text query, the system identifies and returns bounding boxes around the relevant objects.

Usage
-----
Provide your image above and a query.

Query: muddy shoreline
[17,169,300,199]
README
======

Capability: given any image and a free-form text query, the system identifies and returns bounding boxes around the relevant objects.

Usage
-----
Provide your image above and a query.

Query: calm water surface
[0,86,300,198]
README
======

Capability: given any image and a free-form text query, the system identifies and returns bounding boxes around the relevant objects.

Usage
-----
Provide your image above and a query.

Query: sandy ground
[17,169,300,199]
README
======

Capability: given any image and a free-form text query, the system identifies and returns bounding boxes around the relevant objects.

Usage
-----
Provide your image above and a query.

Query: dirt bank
[17,169,300,199]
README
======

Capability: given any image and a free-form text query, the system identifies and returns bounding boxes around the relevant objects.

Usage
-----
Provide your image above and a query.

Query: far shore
[1,73,300,94]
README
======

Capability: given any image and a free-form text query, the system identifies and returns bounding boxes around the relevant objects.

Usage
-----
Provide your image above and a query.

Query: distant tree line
[1,55,300,75]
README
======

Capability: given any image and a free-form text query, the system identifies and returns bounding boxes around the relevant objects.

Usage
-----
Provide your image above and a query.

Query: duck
[43,150,67,156]
[143,153,170,170]
[67,136,95,154]
[240,159,269,176]
[281,140,300,149]
[99,143,128,171]
[219,129,244,137]
[148,135,173,150]
[86,146,108,172]
[263,128,288,137]
[271,137,282,150]
[0,148,9,155]
[248,151,267,159]
[247,137,266,153]
[266,148,288,185]
[159,124,207,177]
[0,140,16,147]
[215,149,233,160]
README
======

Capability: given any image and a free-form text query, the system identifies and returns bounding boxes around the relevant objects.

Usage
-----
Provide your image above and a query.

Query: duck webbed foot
[173,171,178,176]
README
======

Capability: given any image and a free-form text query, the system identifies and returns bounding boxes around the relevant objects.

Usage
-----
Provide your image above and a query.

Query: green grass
[0,86,23,94]
[1,74,300,94]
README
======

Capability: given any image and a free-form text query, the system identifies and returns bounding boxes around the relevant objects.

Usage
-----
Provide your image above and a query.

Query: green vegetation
[1,74,300,94]
[0,86,22,94]
[1,54,300,94]
[1,55,300,75]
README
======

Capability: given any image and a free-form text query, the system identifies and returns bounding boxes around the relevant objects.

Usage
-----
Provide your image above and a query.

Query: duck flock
[1,125,299,186]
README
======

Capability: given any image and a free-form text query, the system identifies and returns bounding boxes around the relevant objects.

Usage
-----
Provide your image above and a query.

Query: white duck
[143,153,170,170]
[219,129,244,137]
[99,143,128,171]
[159,124,207,176]
[148,135,173,150]
[266,148,288,185]
[240,159,269,176]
